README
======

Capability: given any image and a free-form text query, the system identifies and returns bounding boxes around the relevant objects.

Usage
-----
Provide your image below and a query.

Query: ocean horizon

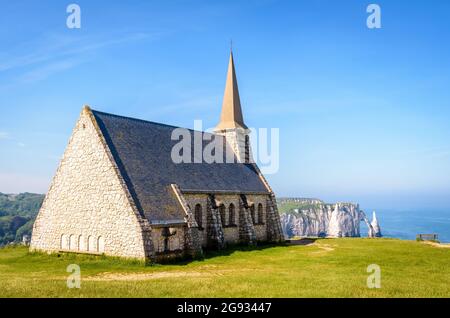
[361,208,450,243]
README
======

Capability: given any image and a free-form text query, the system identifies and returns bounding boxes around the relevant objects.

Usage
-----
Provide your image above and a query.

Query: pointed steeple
[215,51,248,131]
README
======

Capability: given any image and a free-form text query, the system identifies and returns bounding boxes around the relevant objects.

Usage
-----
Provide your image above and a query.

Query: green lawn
[0,238,448,298]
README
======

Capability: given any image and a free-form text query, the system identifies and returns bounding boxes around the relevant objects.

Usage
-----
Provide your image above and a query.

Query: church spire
[215,51,248,131]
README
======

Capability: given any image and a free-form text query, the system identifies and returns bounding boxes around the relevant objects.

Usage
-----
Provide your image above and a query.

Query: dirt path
[85,268,256,281]
[85,271,209,281]
[424,241,450,249]
[314,243,335,252]
[286,238,335,253]
[309,242,336,254]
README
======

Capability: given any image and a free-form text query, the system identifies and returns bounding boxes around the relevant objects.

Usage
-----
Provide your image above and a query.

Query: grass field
[0,238,448,298]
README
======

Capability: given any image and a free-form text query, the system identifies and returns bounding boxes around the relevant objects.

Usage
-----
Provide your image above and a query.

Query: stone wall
[205,194,226,249]
[151,226,185,253]
[183,194,209,246]
[170,184,203,258]
[265,194,284,242]
[30,107,153,260]
[216,128,253,164]
[183,193,269,247]
[251,163,284,243]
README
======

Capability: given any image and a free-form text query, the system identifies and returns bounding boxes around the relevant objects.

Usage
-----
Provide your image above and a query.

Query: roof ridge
[91,109,218,137]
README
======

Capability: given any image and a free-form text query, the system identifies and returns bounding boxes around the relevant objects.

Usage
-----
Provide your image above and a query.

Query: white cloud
[18,59,83,83]
[0,132,9,140]
[0,31,164,88]
[0,31,158,73]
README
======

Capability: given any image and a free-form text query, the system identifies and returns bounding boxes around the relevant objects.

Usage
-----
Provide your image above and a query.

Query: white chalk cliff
[280,199,382,239]
[369,211,382,238]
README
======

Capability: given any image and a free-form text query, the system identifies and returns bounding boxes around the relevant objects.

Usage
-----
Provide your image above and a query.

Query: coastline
[361,208,450,243]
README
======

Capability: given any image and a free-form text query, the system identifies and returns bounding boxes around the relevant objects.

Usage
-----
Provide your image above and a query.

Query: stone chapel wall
[30,109,151,259]
[183,193,269,247]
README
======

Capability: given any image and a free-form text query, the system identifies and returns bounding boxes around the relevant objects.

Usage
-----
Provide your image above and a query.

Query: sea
[360,208,450,243]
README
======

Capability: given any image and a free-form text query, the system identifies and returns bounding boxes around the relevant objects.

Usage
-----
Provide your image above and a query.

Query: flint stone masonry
[265,194,284,242]
[30,108,153,260]
[171,184,203,258]
[152,226,184,253]
[215,128,253,164]
[183,193,272,247]
[206,195,226,249]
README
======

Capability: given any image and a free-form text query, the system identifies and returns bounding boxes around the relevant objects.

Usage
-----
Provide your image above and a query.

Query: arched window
[78,235,85,251]
[258,203,264,224]
[69,234,77,250]
[228,203,235,226]
[194,204,203,229]
[97,236,105,253]
[250,205,256,224]
[87,235,95,252]
[61,234,69,250]
[219,205,226,227]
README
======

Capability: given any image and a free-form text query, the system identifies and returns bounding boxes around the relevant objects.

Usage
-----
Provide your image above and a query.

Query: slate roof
[91,110,269,223]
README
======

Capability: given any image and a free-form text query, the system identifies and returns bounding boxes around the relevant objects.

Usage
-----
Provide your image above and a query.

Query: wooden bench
[416,234,439,241]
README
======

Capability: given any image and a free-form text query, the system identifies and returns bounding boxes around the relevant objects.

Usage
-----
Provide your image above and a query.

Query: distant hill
[0,193,44,246]
[277,198,326,214]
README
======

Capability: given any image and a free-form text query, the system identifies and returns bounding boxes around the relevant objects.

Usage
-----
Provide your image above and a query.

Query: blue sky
[0,0,449,209]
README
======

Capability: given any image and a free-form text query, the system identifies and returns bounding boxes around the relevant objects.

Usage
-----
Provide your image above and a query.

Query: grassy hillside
[0,193,44,217]
[277,198,326,214]
[0,193,44,246]
[0,238,448,298]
